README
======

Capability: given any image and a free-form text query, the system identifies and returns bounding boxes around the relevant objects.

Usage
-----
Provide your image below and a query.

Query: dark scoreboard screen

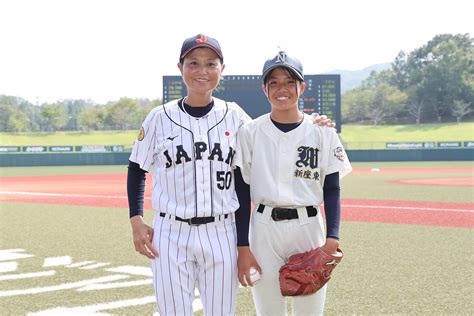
[163,74,341,132]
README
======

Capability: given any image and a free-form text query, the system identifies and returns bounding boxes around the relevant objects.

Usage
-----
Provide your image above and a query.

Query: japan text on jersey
[129,98,251,218]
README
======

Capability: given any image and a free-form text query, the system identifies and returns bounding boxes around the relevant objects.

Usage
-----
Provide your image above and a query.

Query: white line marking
[106,265,152,276]
[0,249,34,261]
[28,295,156,315]
[66,261,95,268]
[2,191,470,213]
[342,204,474,213]
[0,191,151,200]
[0,274,128,297]
[78,279,152,291]
[80,263,110,270]
[30,310,112,316]
[0,261,18,273]
[0,248,25,253]
[0,191,127,199]
[43,256,72,267]
[0,270,55,281]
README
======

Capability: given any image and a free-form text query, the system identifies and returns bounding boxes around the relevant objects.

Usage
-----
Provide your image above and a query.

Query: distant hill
[327,62,391,92]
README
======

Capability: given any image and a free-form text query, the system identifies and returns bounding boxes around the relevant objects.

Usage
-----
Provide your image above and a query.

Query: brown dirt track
[354,166,474,187]
[1,170,473,229]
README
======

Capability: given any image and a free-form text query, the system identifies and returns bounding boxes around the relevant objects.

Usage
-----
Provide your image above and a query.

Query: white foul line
[0,274,128,297]
[0,270,55,281]
[77,279,153,291]
[0,261,18,273]
[66,261,96,268]
[106,265,153,276]
[341,204,474,213]
[1,191,471,212]
[28,296,156,315]
[0,191,128,199]
[80,263,111,270]
[28,295,204,315]
[43,256,72,267]
[0,190,152,200]
[0,249,34,262]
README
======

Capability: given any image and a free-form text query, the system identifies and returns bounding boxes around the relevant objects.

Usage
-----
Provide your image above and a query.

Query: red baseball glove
[279,247,343,296]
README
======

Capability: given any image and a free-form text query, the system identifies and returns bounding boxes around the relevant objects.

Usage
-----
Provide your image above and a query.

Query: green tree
[8,109,30,132]
[63,99,96,131]
[361,69,394,89]
[404,33,473,122]
[0,96,31,132]
[40,103,67,131]
[390,51,410,90]
[105,98,142,130]
[367,84,407,125]
[342,88,373,123]
[405,86,425,124]
[452,100,473,123]
[78,106,106,131]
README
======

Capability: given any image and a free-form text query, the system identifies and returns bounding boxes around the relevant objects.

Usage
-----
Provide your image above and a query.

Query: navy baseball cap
[261,51,304,83]
[180,34,223,62]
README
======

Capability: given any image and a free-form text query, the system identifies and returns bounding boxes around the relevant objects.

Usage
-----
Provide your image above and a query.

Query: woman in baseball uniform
[127,34,335,315]
[234,51,352,315]
[127,34,254,315]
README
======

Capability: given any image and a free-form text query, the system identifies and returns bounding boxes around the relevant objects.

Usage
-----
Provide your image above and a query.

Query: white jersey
[235,112,352,314]
[234,113,352,208]
[129,97,251,218]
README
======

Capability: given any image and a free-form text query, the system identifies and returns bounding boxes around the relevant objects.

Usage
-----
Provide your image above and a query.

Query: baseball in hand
[249,267,261,283]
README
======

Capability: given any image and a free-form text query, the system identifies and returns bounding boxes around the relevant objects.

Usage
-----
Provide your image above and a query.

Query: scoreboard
[163,74,341,132]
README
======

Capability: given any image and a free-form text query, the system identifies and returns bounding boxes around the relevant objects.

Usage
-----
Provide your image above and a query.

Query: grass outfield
[0,162,473,315]
[342,161,473,203]
[1,122,473,149]
[0,130,137,147]
[339,122,474,142]
[1,203,470,315]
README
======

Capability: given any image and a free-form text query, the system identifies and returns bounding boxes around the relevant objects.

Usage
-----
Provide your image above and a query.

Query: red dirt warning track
[1,172,473,229]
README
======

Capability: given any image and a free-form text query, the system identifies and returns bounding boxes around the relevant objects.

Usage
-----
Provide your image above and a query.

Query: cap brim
[262,64,304,82]
[180,44,223,60]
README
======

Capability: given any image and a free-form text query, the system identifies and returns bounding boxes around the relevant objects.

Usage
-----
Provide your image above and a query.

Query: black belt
[256,205,317,221]
[159,213,229,226]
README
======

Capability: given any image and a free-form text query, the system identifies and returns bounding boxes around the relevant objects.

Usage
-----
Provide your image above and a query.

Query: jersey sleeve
[129,108,159,171]
[233,123,252,184]
[321,128,352,180]
[229,101,252,124]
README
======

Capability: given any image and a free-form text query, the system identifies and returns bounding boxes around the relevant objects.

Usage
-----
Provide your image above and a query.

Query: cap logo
[276,51,287,63]
[196,34,207,44]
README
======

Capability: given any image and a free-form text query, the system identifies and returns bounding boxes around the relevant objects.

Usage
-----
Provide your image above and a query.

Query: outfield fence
[0,149,472,167]
[343,141,474,150]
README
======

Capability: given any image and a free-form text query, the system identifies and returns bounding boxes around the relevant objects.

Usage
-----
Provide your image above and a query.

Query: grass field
[0,162,472,315]
[1,122,473,149]
[0,131,137,147]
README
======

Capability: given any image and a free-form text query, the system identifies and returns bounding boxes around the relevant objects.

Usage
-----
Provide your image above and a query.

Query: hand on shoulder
[311,113,336,128]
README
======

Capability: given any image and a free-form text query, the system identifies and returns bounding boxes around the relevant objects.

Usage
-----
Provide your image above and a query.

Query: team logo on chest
[163,142,235,168]
[294,146,320,181]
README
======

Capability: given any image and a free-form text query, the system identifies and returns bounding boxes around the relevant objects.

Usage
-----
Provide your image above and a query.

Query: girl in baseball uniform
[127,34,253,315]
[234,51,352,315]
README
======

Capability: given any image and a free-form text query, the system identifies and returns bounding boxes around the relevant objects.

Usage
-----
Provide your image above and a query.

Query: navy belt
[256,205,317,221]
[159,213,229,226]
